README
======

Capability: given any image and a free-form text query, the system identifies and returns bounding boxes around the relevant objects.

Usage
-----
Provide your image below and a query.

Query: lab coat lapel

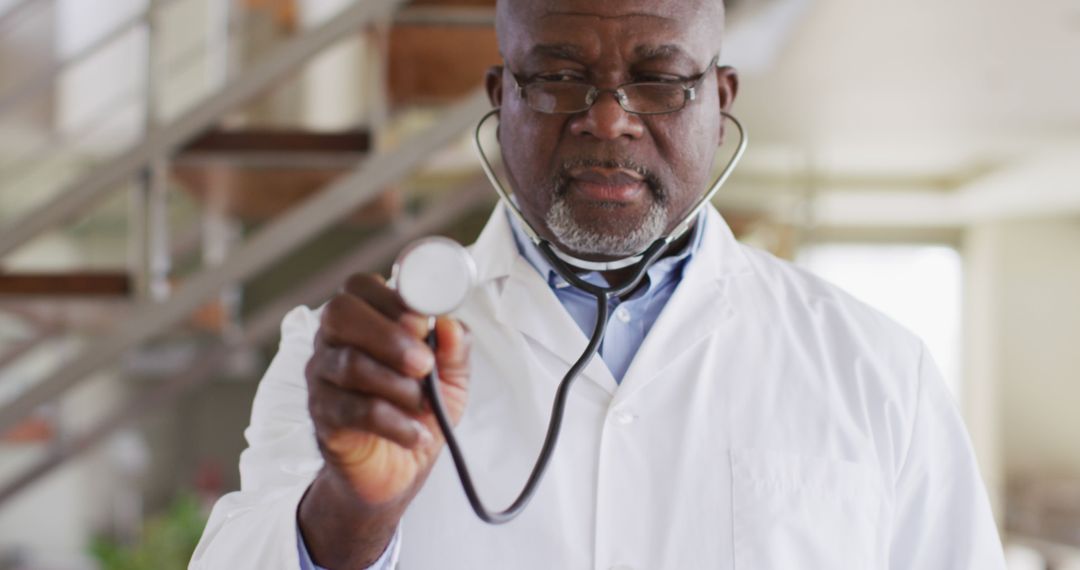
[469,205,618,395]
[614,207,751,402]
[497,259,618,394]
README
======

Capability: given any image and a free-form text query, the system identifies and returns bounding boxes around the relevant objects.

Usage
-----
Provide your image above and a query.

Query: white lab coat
[191,205,1006,569]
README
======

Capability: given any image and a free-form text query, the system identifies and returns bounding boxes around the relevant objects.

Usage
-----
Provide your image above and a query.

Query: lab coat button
[615,307,631,323]
[612,410,637,425]
[609,565,634,570]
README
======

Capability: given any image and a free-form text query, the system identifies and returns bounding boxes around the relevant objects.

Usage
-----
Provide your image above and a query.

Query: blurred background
[0,0,1076,568]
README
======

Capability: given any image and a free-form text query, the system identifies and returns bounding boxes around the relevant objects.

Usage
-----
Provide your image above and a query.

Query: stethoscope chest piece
[393,237,477,316]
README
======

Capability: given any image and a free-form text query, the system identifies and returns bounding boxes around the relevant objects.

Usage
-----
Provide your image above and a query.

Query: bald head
[495,0,726,60]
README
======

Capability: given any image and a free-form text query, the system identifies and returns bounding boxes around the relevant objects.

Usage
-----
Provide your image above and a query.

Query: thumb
[430,317,471,425]
[433,317,470,386]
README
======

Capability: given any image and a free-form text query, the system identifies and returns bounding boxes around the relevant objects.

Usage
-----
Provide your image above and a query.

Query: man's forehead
[499,0,708,20]
[496,0,723,59]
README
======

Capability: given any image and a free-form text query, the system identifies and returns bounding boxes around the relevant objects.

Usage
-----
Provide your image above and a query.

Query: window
[797,243,963,398]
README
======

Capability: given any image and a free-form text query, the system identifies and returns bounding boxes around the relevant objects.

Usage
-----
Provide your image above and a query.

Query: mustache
[553,158,666,201]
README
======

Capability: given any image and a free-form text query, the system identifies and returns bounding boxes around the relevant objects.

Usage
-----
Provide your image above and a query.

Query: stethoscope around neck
[391,108,747,524]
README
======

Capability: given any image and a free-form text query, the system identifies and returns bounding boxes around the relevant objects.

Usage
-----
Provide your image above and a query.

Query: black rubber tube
[421,237,670,524]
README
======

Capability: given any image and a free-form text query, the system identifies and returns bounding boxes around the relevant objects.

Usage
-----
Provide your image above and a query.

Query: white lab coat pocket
[731,448,881,570]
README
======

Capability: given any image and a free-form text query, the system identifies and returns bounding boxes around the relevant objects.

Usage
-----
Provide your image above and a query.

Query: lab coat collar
[614,205,753,402]
[470,202,749,284]
[468,203,752,396]
[470,205,615,390]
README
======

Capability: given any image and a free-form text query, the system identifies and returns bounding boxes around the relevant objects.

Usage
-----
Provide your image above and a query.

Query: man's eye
[636,74,683,83]
[536,73,584,83]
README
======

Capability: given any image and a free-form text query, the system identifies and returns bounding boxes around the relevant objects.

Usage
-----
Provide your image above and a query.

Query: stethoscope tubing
[473,107,748,272]
[422,293,608,524]
[421,239,668,524]
[420,107,747,524]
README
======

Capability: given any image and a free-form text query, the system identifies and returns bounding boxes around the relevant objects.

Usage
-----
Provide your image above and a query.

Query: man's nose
[569,91,645,141]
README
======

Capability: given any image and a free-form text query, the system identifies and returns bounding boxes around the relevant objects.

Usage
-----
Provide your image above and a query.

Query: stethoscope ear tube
[422,107,748,525]
[472,108,748,273]
[419,237,667,525]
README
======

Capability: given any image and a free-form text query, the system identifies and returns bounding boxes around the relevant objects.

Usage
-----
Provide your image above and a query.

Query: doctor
[191,0,1007,568]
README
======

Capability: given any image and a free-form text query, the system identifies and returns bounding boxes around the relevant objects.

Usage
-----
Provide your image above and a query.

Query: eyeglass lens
[524,82,688,115]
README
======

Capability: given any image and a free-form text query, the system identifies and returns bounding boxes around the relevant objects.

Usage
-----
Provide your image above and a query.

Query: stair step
[178,128,372,156]
[393,0,496,104]
[0,272,131,297]
[172,128,400,224]
[409,0,495,6]
[388,24,499,106]
[0,415,53,444]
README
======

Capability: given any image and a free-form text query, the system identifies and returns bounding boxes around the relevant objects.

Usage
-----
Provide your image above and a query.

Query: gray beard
[545,197,668,257]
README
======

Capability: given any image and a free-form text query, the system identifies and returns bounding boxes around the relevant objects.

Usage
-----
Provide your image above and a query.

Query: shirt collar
[506,208,708,297]
[467,201,751,287]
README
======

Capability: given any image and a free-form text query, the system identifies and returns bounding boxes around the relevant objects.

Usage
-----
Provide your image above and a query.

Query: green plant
[88,493,207,570]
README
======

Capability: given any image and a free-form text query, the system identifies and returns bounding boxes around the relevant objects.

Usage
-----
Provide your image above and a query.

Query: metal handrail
[0,0,42,34]
[0,0,408,258]
[0,2,499,191]
[0,87,139,184]
[0,177,493,508]
[0,37,218,186]
[0,88,491,436]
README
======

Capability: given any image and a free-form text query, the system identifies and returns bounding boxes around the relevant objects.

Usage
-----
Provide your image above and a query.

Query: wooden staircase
[0,0,499,506]
[0,0,499,298]
[171,127,402,224]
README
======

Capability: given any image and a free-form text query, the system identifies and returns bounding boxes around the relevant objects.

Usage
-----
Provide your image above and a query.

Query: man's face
[486,0,738,261]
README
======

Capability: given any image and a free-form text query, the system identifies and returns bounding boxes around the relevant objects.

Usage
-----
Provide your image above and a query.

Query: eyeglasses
[510,55,720,116]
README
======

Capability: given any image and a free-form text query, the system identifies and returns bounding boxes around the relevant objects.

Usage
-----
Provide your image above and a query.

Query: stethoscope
[391,107,748,524]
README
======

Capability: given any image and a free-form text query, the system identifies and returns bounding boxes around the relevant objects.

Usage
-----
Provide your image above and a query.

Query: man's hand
[298,273,470,568]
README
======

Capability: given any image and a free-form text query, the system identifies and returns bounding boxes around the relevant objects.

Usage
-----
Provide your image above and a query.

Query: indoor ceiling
[733,0,1080,150]
[720,0,1080,224]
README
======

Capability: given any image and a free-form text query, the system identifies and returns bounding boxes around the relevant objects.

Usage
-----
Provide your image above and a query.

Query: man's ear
[715,65,739,113]
[714,65,739,142]
[485,66,505,108]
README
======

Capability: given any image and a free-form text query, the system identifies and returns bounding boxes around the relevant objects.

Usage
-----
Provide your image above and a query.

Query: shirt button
[610,565,635,570]
[615,306,631,323]
[612,410,637,425]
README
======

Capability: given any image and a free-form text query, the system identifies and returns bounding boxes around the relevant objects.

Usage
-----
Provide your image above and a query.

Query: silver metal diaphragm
[392,237,477,316]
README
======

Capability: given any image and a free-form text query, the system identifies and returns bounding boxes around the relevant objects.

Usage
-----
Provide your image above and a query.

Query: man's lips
[566,167,647,202]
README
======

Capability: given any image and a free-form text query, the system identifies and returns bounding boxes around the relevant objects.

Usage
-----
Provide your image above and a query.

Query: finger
[320,293,433,377]
[310,378,432,450]
[342,273,428,339]
[315,345,426,412]
[434,317,470,387]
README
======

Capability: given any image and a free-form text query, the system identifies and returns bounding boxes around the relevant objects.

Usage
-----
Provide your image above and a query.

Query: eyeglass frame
[508,54,721,116]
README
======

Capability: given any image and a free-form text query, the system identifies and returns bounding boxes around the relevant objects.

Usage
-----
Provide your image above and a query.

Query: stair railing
[0,174,495,508]
[0,87,491,437]
[0,0,409,259]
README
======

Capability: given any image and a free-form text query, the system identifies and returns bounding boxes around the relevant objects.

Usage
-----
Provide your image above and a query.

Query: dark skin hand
[298,0,736,565]
[298,274,469,568]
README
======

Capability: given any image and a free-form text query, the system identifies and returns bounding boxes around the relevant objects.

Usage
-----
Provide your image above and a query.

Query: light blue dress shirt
[507,209,706,383]
[298,209,706,568]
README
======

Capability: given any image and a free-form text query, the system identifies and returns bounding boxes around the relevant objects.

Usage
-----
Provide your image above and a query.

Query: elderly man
[191,0,1006,568]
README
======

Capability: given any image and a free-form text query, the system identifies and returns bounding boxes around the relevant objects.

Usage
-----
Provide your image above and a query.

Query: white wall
[992,218,1080,477]
[963,223,1007,522]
